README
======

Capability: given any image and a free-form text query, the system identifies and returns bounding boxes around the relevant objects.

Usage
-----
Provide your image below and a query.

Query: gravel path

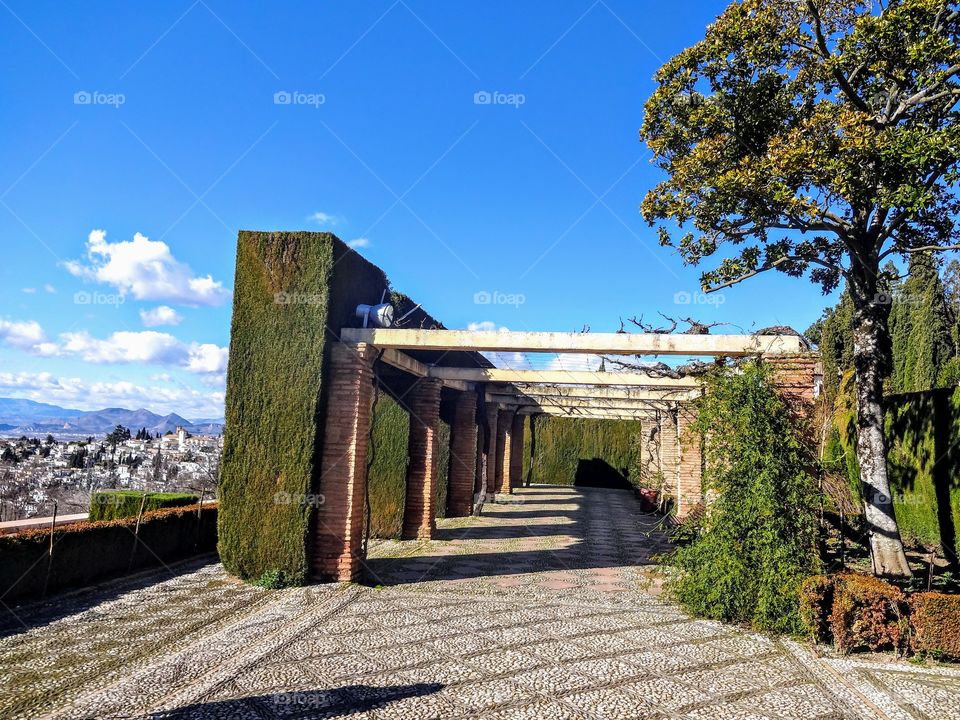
[2,485,958,719]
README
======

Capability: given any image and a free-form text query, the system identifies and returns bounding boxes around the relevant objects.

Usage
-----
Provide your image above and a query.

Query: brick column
[401,378,443,540]
[509,413,525,489]
[676,402,703,519]
[312,342,377,582]
[496,408,514,496]
[446,391,478,517]
[657,409,678,508]
[765,353,821,438]
[484,404,499,500]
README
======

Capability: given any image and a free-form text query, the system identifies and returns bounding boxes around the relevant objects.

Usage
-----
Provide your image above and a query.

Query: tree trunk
[851,298,913,579]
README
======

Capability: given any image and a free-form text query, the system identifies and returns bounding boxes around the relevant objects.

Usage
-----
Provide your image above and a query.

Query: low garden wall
[0,503,217,603]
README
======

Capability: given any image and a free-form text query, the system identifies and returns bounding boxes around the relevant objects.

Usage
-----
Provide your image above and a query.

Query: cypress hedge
[825,382,960,558]
[366,392,450,538]
[0,504,217,602]
[219,231,390,584]
[88,491,197,521]
[522,417,641,486]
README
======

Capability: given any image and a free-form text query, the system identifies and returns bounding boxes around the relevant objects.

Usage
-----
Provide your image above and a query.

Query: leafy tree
[105,425,131,447]
[641,0,960,577]
[665,363,821,633]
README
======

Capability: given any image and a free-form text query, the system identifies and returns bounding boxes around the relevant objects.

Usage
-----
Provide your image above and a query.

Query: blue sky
[0,0,839,418]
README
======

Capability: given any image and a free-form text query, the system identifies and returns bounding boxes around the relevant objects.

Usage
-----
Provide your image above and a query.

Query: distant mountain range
[0,398,224,438]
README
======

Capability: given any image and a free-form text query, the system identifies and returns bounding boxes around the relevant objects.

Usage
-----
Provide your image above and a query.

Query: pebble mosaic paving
[1,485,959,719]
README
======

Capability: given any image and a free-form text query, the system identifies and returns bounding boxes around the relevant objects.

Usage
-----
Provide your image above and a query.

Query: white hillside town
[0,425,223,521]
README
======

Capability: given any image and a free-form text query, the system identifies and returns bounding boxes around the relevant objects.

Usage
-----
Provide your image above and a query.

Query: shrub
[910,592,960,660]
[830,573,907,654]
[664,362,821,634]
[89,491,198,521]
[0,503,217,602]
[799,575,836,644]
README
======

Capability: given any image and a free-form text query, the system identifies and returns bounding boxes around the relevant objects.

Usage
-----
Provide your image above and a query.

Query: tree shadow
[149,684,444,719]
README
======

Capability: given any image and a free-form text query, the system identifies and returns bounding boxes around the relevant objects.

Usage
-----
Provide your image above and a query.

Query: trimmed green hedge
[367,392,450,538]
[523,417,642,486]
[89,491,198,521]
[825,385,960,556]
[0,504,217,602]
[219,232,389,583]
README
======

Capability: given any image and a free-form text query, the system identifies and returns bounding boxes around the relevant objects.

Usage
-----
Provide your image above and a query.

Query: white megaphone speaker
[355,302,394,328]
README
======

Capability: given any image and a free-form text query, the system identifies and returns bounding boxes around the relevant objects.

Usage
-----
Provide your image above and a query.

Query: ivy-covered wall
[523,417,643,486]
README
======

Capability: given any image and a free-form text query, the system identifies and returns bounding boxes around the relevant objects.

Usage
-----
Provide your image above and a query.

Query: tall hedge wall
[219,232,389,583]
[824,384,960,558]
[366,392,450,538]
[523,417,642,486]
[884,388,960,556]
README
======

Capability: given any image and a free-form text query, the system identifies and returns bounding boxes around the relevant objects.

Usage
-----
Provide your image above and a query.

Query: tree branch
[704,255,847,293]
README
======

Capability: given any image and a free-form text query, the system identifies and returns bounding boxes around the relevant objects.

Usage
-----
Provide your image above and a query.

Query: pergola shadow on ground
[363,485,672,588]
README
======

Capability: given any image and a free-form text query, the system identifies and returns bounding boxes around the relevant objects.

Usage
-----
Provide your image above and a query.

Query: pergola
[311,327,814,581]
[342,327,801,412]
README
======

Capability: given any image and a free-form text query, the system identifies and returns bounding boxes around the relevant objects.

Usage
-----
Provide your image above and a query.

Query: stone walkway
[2,485,959,719]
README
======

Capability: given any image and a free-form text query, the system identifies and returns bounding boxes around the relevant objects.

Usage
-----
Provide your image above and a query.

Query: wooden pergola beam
[488,394,680,410]
[342,328,803,356]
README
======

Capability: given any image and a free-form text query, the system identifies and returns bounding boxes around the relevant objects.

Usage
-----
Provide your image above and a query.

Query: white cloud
[307,211,341,226]
[140,305,183,327]
[44,284,56,294]
[185,343,229,374]
[64,229,230,306]
[348,237,370,249]
[0,371,224,417]
[467,321,507,332]
[0,319,227,377]
[545,354,603,372]
[0,319,57,355]
[21,287,36,294]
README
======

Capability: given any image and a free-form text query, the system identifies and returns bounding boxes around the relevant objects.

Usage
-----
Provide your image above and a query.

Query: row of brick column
[312,345,527,581]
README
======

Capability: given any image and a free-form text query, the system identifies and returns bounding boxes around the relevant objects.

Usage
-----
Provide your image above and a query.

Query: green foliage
[366,391,451,538]
[641,0,960,295]
[105,425,131,446]
[367,393,410,538]
[89,491,198,521]
[219,231,389,584]
[523,417,641,485]
[253,569,298,589]
[889,254,957,393]
[910,591,960,659]
[0,504,217,602]
[664,362,821,634]
[884,388,960,553]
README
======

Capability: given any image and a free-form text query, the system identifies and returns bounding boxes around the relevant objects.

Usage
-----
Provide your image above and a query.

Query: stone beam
[427,368,701,387]
[341,328,803,356]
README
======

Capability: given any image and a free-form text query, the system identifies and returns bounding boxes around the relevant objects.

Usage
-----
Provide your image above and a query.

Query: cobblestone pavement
[2,485,959,719]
